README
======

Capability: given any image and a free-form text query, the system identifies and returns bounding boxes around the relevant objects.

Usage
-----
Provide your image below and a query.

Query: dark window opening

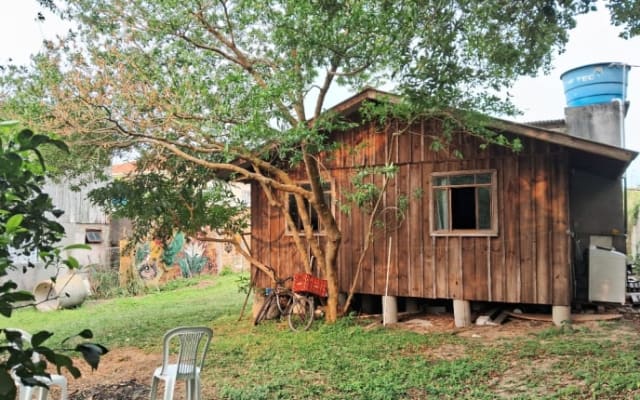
[451,187,476,229]
[288,182,332,234]
[85,229,103,244]
[431,170,497,236]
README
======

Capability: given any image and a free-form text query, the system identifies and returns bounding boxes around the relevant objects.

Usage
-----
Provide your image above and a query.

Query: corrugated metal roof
[523,119,566,133]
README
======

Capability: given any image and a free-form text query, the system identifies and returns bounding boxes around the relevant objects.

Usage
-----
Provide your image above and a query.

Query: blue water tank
[560,62,630,107]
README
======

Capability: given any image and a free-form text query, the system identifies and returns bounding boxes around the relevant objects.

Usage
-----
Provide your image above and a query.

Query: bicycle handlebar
[274,276,293,287]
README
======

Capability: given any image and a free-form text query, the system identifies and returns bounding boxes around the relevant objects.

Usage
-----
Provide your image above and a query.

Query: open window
[287,181,332,235]
[430,170,497,236]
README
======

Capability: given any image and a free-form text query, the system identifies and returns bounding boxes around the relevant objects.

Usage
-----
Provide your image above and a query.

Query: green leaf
[5,214,24,233]
[1,290,35,303]
[31,330,54,347]
[2,152,22,173]
[52,353,75,374]
[0,281,18,291]
[0,369,17,398]
[49,139,69,153]
[4,329,23,344]
[75,343,109,371]
[35,345,57,363]
[63,256,80,269]
[16,129,34,146]
[77,329,94,339]
[0,300,13,317]
[63,244,91,251]
[66,365,82,379]
[31,148,47,170]
[29,134,51,148]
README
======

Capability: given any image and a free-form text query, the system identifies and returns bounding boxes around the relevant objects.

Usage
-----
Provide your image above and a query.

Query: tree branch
[188,5,299,127]
[218,0,236,46]
[314,57,340,119]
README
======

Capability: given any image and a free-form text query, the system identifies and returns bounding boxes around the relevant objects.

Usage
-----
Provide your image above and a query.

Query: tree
[1,0,637,322]
[0,121,107,400]
[605,0,640,39]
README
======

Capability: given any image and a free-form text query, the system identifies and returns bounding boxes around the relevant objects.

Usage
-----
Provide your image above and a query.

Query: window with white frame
[430,170,497,236]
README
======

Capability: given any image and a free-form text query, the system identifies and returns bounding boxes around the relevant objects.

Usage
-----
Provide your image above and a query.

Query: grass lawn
[6,272,640,399]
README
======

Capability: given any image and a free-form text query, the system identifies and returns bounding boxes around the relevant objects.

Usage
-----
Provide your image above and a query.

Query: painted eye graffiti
[138,263,158,280]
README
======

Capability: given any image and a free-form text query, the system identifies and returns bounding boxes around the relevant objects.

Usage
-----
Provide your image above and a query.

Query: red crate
[293,273,328,297]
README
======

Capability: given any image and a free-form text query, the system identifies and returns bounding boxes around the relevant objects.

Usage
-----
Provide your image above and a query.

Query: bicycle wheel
[275,291,293,315]
[287,295,314,332]
[254,292,275,326]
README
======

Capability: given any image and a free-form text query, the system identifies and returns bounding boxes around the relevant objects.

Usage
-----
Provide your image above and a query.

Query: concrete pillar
[552,306,571,327]
[405,298,421,313]
[382,296,398,326]
[453,299,471,328]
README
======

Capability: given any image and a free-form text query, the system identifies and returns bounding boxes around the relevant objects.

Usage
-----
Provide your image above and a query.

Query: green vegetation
[0,122,108,399]
[9,272,640,399]
[626,189,640,271]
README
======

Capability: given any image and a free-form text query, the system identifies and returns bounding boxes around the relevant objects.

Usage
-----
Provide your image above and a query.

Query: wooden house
[251,88,636,326]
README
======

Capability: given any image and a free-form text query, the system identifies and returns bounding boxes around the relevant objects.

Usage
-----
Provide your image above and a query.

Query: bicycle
[288,272,329,331]
[253,276,315,332]
[287,289,315,332]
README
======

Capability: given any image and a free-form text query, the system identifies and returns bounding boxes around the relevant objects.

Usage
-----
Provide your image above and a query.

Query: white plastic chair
[149,326,213,400]
[6,328,68,400]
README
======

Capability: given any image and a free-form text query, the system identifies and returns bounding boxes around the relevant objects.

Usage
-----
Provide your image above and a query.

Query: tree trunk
[303,152,342,322]
[323,225,341,322]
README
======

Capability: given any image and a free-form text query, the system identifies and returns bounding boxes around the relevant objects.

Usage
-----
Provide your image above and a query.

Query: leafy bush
[87,265,147,299]
[219,265,235,276]
[235,273,251,294]
[0,122,107,399]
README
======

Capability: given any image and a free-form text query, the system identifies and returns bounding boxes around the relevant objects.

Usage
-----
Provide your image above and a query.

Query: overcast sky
[2,1,640,185]
[508,7,640,187]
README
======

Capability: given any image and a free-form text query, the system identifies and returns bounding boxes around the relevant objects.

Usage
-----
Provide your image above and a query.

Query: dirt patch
[69,379,150,400]
[390,313,552,341]
[489,357,587,399]
[57,311,639,399]
[65,347,159,400]
[64,346,219,400]
[424,343,468,361]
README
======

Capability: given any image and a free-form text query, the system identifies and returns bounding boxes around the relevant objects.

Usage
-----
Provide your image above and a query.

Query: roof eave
[488,118,637,165]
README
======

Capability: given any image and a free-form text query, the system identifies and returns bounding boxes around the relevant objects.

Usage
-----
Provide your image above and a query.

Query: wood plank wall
[251,119,571,306]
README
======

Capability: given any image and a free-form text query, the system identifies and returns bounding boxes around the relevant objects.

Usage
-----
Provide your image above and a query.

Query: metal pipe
[609,63,629,249]
[620,65,628,248]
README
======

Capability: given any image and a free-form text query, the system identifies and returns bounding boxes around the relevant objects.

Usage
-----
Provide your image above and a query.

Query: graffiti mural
[135,242,159,281]
[177,241,208,277]
[121,233,218,286]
